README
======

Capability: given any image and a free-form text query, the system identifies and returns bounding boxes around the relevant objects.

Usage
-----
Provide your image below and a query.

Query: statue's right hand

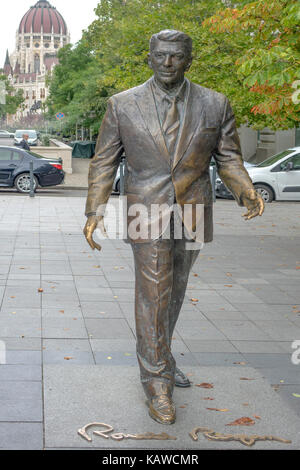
[83,215,105,251]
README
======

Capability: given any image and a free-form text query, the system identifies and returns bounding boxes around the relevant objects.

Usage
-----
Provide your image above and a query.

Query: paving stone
[43,350,95,365]
[5,350,41,365]
[208,320,273,341]
[176,320,228,341]
[191,352,246,366]
[85,318,134,339]
[253,320,300,341]
[42,317,88,339]
[275,385,300,417]
[44,365,300,449]
[80,301,124,319]
[232,341,288,354]
[0,381,42,421]
[184,340,238,353]
[0,337,41,350]
[0,423,43,450]
[0,365,42,381]
[90,339,137,353]
[242,353,294,368]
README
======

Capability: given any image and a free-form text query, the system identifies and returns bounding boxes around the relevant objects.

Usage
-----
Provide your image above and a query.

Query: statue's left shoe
[175,367,191,388]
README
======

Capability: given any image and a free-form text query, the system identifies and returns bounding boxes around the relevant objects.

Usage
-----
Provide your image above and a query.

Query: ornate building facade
[3,0,70,120]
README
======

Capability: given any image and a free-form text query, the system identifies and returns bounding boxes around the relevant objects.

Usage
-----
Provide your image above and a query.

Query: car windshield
[257,150,293,167]
[15,131,37,138]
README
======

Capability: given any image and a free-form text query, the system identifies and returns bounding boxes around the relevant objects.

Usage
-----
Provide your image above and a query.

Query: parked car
[0,146,64,193]
[215,147,300,203]
[0,130,14,138]
[14,129,38,146]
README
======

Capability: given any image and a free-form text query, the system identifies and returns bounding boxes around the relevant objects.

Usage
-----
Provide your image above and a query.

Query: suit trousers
[130,221,200,400]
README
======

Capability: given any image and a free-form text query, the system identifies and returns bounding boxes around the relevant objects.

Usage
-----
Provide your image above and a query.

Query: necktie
[162,96,180,155]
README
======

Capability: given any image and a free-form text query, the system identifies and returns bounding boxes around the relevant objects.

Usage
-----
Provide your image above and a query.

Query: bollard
[120,158,125,196]
[209,164,217,203]
[29,160,35,198]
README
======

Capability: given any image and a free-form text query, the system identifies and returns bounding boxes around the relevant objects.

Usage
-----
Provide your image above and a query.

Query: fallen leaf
[38,288,43,293]
[193,274,199,277]
[226,273,232,277]
[226,417,255,426]
[64,356,73,361]
[196,383,214,389]
[243,403,249,406]
[253,415,261,420]
[233,362,246,365]
[224,285,233,288]
[292,393,300,398]
[190,298,199,302]
[107,356,112,360]
[60,310,64,314]
[207,408,229,412]
[202,397,214,401]
[240,377,254,381]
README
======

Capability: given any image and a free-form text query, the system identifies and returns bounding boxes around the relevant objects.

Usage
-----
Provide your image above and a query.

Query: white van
[247,147,300,202]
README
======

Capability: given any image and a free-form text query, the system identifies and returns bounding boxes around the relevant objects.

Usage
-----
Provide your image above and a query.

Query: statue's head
[148,30,193,89]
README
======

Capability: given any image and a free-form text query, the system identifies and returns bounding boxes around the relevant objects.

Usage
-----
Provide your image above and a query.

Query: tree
[46,40,110,135]
[202,0,300,129]
[0,74,24,123]
[84,0,278,128]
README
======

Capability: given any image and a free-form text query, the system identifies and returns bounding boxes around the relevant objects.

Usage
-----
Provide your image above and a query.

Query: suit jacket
[85,78,254,243]
[19,139,30,151]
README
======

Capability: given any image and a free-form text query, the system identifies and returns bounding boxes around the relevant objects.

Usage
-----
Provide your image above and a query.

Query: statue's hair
[149,30,193,56]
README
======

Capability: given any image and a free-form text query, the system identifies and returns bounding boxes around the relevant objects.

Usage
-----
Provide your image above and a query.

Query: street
[0,194,299,449]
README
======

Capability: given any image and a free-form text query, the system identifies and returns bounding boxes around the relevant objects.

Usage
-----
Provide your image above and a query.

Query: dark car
[0,146,64,193]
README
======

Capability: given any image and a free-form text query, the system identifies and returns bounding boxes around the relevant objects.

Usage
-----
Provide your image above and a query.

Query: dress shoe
[175,367,191,388]
[147,394,176,425]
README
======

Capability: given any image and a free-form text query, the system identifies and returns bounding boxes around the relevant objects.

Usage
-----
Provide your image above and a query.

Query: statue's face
[148,40,192,88]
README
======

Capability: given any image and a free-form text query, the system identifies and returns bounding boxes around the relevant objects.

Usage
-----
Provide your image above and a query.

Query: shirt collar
[151,77,187,103]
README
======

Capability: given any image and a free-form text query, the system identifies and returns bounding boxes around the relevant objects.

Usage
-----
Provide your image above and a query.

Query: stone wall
[34,139,72,174]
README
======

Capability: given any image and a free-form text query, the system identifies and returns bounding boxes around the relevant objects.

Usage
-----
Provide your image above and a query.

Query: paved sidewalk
[0,195,299,449]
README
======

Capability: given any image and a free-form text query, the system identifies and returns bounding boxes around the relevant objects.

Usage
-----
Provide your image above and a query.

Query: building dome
[19,0,67,35]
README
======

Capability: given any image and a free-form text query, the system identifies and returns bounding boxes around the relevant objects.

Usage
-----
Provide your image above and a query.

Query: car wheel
[254,184,274,203]
[14,173,38,194]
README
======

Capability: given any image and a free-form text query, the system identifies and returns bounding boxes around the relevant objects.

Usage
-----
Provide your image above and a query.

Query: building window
[34,55,40,73]
[35,43,40,48]
[45,43,50,48]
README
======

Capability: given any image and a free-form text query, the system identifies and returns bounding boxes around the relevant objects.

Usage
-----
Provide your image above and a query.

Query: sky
[0,0,99,67]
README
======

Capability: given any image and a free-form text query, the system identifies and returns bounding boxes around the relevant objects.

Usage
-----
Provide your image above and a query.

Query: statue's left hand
[241,188,265,220]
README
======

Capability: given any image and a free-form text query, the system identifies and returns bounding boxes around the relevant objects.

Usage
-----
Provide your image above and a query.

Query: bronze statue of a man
[84,30,264,425]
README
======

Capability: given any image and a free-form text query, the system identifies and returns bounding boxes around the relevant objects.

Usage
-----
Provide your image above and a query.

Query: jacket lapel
[133,79,170,164]
[172,81,205,170]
